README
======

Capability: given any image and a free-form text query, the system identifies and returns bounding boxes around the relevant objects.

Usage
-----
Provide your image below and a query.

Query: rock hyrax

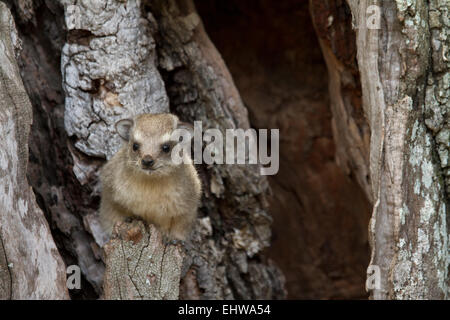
[99,113,201,241]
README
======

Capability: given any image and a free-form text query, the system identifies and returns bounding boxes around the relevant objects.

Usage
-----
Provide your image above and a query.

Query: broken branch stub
[103,220,184,300]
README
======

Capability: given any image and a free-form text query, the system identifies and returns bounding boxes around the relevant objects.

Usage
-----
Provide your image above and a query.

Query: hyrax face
[115,113,191,176]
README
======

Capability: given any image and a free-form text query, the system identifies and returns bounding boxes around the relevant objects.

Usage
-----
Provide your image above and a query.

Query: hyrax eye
[132,142,140,151]
[161,144,171,153]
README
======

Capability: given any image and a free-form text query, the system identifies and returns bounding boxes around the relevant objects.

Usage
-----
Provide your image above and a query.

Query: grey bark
[0,2,69,299]
[61,0,169,160]
[344,0,449,299]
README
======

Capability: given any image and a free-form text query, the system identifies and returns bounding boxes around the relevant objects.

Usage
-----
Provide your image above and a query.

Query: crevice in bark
[0,231,13,299]
[196,0,371,299]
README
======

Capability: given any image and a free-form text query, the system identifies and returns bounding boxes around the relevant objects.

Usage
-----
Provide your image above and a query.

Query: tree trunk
[0,2,68,299]
[1,0,448,300]
[3,0,286,299]
[313,0,449,299]
[350,0,448,299]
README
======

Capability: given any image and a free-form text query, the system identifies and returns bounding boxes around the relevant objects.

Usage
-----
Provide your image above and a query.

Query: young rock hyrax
[99,113,201,241]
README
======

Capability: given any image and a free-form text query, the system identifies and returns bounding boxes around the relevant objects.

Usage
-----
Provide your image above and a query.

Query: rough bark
[61,0,169,160]
[103,221,184,300]
[4,0,105,297]
[0,2,69,299]
[345,0,449,299]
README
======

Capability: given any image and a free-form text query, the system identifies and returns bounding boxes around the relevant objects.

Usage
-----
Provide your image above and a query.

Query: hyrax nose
[141,156,154,168]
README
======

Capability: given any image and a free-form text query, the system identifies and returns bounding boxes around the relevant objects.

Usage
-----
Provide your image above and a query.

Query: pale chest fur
[112,168,189,226]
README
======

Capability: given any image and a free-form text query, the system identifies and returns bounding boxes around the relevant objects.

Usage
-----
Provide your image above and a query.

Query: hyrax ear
[115,118,134,141]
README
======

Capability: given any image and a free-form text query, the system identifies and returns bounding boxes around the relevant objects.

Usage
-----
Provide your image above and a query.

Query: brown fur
[99,113,201,240]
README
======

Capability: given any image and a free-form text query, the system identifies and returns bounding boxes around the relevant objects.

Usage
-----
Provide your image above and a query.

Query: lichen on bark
[347,0,449,299]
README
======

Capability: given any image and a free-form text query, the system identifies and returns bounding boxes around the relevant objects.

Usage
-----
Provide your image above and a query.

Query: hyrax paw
[124,216,133,223]
[170,239,186,246]
[162,236,185,247]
